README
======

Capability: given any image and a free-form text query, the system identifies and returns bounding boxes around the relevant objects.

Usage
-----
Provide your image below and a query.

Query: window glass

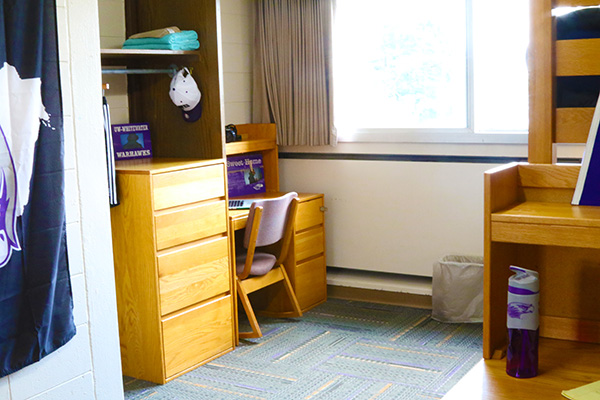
[333,0,530,140]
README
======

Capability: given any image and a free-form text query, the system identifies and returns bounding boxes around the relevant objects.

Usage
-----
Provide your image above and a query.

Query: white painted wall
[98,0,128,125]
[281,157,496,277]
[279,143,584,283]
[221,0,253,124]
[1,0,123,399]
[279,143,520,280]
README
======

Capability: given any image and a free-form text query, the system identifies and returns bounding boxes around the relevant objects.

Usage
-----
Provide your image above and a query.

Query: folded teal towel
[122,40,200,51]
[123,30,198,47]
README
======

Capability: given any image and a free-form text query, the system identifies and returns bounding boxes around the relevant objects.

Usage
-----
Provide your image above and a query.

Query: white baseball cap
[169,68,202,122]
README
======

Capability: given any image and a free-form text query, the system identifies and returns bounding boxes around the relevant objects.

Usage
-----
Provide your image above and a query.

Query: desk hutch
[103,0,326,385]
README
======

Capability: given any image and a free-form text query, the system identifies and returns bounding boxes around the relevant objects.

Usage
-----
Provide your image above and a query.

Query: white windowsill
[338,129,529,145]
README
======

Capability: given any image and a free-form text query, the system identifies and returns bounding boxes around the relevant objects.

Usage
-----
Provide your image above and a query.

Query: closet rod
[101,67,177,75]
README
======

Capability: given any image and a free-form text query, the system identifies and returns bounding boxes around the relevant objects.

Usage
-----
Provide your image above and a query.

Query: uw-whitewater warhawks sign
[0,0,76,376]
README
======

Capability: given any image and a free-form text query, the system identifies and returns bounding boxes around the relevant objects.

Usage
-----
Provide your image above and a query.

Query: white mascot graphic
[0,62,51,268]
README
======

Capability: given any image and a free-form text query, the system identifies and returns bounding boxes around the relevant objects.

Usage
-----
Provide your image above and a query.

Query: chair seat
[236,252,277,276]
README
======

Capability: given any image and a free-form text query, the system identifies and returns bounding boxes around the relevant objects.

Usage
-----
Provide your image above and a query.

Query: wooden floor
[443,338,600,399]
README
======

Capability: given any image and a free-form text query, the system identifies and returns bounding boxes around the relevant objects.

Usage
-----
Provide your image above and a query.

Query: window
[333,0,530,143]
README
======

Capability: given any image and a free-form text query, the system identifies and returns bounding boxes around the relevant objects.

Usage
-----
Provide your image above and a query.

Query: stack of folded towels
[122,26,199,50]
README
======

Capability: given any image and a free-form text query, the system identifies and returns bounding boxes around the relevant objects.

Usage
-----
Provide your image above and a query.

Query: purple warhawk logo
[508,302,534,319]
[0,62,51,269]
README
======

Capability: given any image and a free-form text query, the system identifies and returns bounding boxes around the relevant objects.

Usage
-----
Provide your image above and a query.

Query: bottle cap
[508,266,539,294]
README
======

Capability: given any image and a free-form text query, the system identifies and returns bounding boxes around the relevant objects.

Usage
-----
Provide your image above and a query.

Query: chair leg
[236,279,263,339]
[280,266,303,318]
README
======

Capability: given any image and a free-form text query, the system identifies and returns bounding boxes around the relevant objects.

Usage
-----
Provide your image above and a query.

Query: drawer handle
[320,206,328,212]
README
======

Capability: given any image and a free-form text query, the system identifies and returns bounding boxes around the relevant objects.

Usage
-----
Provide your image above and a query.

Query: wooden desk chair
[235,192,303,339]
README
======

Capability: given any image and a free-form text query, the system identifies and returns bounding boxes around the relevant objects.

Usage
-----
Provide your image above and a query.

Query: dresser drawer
[162,295,233,378]
[295,255,327,310]
[158,237,230,315]
[295,226,325,261]
[155,201,227,250]
[296,197,324,231]
[153,164,225,210]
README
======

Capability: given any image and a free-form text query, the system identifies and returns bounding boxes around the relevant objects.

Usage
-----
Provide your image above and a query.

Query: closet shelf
[100,48,200,67]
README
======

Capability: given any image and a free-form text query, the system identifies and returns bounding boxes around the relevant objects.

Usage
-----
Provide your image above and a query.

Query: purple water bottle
[506,266,539,378]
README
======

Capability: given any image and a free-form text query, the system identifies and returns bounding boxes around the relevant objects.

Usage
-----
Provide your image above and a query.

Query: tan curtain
[253,0,337,146]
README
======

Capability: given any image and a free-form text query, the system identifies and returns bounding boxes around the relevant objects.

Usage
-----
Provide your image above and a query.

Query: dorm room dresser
[110,158,235,384]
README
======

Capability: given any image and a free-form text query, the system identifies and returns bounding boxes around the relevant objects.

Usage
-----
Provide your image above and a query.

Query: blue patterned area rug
[124,299,482,400]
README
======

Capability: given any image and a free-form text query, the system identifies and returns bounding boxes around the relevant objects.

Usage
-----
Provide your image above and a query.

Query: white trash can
[432,255,484,323]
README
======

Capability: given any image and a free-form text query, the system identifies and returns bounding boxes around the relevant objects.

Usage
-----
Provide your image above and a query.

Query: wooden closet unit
[105,0,234,384]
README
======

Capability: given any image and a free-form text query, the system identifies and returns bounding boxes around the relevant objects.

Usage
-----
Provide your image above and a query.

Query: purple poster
[112,123,153,160]
[227,153,266,197]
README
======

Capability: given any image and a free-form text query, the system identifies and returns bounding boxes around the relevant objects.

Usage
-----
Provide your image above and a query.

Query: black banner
[0,0,75,376]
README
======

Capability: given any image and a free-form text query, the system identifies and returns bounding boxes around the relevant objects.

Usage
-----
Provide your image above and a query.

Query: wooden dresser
[111,158,234,384]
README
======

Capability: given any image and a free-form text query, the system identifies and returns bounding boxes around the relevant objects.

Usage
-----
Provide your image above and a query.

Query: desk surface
[228,192,322,231]
[442,338,600,400]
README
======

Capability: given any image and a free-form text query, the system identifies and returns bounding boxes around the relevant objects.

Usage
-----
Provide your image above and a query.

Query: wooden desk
[229,192,328,340]
[229,208,249,231]
[470,162,600,398]
[484,163,600,359]
[225,124,327,338]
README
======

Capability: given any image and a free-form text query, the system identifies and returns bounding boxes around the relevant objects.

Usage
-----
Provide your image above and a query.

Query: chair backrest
[244,192,298,249]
